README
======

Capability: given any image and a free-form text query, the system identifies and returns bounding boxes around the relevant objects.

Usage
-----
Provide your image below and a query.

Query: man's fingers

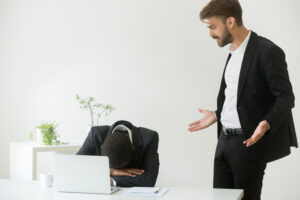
[247,139,255,147]
[121,171,136,177]
[189,120,201,127]
[111,169,136,177]
[243,137,256,147]
[126,169,144,175]
[111,168,146,177]
[188,124,205,132]
[132,169,144,173]
[243,124,267,147]
[243,137,251,144]
[198,108,205,113]
[130,168,144,173]
[243,139,251,147]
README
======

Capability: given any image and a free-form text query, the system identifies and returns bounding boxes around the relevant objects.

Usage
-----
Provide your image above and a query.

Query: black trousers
[213,130,267,200]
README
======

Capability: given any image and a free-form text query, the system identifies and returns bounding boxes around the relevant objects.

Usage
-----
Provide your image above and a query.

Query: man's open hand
[188,109,217,132]
[243,120,269,147]
[110,168,144,177]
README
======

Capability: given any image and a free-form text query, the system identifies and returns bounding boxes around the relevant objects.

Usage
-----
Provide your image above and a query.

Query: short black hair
[101,132,133,168]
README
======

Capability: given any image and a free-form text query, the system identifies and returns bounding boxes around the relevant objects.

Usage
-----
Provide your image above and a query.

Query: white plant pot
[35,129,45,145]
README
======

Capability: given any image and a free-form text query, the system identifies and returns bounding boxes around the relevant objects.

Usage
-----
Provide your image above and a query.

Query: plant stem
[88,103,94,126]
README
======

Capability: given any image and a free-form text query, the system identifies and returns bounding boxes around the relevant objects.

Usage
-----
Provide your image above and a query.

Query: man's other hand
[243,120,269,147]
[110,168,145,177]
[188,108,217,132]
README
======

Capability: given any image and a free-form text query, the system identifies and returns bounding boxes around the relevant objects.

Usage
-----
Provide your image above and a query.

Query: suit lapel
[222,53,232,86]
[218,53,231,103]
[237,31,258,103]
[217,53,231,117]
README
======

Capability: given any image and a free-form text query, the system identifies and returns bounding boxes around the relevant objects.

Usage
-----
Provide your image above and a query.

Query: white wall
[0,0,299,199]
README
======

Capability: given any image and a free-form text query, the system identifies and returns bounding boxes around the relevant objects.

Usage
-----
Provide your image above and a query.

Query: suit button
[237,107,242,110]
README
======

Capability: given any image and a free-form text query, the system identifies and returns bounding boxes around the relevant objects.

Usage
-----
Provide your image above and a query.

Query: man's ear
[132,145,135,151]
[226,17,235,29]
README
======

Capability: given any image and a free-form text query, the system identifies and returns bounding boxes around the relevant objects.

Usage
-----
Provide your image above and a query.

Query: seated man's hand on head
[110,168,144,177]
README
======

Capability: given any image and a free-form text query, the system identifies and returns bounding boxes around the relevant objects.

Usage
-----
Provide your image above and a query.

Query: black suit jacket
[216,31,298,163]
[76,120,159,187]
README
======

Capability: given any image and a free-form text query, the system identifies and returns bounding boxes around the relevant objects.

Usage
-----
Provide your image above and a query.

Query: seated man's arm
[76,131,96,155]
[112,132,159,187]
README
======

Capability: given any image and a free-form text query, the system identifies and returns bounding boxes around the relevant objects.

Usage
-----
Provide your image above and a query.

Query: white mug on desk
[39,173,53,188]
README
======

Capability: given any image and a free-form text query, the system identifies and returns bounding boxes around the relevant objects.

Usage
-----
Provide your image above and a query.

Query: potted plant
[76,94,115,128]
[29,122,63,145]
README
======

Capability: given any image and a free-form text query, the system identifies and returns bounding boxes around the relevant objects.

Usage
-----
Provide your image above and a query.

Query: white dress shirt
[220,31,251,129]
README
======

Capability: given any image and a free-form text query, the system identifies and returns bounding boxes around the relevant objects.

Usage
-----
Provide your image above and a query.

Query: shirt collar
[112,124,133,143]
[229,30,251,55]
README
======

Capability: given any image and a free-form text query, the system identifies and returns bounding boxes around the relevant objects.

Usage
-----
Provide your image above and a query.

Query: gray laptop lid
[54,154,111,194]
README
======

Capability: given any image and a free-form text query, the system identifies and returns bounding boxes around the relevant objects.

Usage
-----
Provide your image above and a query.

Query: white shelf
[10,141,82,180]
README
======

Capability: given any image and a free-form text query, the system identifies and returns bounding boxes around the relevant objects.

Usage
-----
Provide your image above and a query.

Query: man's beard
[214,27,232,47]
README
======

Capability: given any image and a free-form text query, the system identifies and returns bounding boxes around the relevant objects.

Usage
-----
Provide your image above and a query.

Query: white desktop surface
[0,178,243,200]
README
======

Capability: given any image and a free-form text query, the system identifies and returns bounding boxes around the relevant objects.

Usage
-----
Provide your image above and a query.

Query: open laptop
[53,154,119,194]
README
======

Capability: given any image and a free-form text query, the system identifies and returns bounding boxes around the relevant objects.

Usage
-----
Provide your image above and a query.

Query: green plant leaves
[36,122,60,145]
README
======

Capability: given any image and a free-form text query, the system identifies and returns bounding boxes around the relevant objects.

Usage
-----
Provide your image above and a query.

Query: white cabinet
[10,142,81,180]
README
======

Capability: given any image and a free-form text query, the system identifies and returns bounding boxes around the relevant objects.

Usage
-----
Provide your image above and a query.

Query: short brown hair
[200,0,243,26]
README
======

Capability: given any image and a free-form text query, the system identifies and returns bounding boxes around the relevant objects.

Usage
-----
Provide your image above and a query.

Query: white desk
[0,179,243,200]
[10,142,81,180]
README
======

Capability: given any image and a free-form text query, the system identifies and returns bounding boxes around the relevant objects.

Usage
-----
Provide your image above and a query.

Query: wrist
[211,111,217,122]
[259,120,269,131]
[110,168,115,176]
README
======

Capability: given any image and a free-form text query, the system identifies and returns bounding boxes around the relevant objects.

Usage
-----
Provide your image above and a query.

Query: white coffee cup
[39,173,54,188]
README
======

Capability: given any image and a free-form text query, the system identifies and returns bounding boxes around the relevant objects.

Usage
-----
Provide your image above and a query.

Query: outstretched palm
[188,109,217,132]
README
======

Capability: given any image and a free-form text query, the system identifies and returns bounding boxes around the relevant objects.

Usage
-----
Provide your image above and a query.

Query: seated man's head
[101,132,133,168]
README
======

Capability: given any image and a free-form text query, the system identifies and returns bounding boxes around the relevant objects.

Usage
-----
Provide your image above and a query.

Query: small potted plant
[29,122,62,145]
[76,94,115,128]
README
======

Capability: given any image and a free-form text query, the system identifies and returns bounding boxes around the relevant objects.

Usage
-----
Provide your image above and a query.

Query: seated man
[76,120,159,187]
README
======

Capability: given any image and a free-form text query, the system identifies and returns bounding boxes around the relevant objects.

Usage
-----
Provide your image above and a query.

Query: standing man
[188,0,297,200]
